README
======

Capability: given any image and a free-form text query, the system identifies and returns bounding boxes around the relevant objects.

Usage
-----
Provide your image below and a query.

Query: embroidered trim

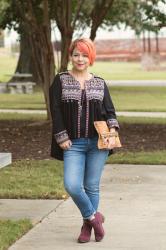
[60,73,104,101]
[77,99,81,138]
[107,119,119,129]
[60,73,81,101]
[59,72,105,138]
[85,78,104,101]
[54,130,69,144]
[85,100,89,137]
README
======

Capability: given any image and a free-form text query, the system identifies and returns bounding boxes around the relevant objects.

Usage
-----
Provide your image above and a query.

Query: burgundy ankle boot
[88,212,105,242]
[77,220,92,243]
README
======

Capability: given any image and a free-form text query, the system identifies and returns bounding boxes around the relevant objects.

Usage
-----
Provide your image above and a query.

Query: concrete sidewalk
[6,164,166,250]
[0,199,63,225]
[1,108,166,118]
[106,80,166,86]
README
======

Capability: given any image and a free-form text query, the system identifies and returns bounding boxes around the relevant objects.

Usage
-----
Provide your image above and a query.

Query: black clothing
[80,89,90,137]
[49,72,119,161]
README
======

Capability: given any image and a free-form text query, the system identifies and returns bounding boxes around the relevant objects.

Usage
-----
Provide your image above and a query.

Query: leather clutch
[94,121,122,150]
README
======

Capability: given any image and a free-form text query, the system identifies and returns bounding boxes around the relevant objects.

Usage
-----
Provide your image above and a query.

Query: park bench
[7,81,36,94]
[0,82,7,93]
[0,82,36,94]
[0,73,36,94]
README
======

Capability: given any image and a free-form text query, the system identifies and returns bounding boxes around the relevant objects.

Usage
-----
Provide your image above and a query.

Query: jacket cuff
[54,130,69,144]
[107,118,120,130]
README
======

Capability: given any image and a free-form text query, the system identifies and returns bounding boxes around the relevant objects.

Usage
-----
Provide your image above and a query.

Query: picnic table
[0,73,36,94]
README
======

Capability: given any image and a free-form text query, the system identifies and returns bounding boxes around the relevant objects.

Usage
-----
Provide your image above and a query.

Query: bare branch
[90,0,115,40]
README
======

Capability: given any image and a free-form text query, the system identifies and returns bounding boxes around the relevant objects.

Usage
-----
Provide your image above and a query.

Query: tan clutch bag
[94,121,122,149]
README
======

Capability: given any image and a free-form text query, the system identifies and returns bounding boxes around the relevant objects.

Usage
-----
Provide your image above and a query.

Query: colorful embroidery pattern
[60,72,104,101]
[54,130,69,144]
[59,72,105,138]
[107,119,120,129]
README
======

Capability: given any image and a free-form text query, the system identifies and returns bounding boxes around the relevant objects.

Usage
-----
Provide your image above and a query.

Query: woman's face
[70,48,90,72]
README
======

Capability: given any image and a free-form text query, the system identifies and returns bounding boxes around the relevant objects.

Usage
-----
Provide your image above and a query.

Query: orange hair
[69,38,96,65]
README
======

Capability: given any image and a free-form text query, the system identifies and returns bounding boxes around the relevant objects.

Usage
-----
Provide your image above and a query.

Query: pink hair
[69,38,96,65]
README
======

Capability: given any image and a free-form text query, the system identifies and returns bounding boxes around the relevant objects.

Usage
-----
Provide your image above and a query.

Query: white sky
[4,25,166,48]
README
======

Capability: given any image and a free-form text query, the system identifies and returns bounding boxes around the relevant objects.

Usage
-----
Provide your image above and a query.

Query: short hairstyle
[69,38,96,65]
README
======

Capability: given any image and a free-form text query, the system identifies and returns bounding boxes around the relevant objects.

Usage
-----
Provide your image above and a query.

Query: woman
[49,38,119,243]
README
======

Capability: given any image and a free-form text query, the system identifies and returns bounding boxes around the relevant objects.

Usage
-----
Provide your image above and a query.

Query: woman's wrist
[110,128,116,133]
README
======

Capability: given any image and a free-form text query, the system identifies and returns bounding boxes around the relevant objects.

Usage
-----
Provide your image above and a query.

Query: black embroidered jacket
[49,72,119,161]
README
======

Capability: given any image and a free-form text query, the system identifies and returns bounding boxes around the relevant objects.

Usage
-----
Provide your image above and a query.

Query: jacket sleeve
[102,81,120,130]
[49,74,70,144]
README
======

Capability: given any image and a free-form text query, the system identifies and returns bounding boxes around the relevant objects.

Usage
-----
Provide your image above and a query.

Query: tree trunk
[142,30,146,53]
[147,31,151,54]
[9,30,47,86]
[155,32,159,53]
[29,25,55,120]
[18,0,56,120]
[60,33,73,72]
[90,0,114,41]
[9,32,34,83]
[15,32,33,74]
[90,26,98,41]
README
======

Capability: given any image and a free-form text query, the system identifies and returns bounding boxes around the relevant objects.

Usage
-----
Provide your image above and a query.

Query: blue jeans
[63,137,109,219]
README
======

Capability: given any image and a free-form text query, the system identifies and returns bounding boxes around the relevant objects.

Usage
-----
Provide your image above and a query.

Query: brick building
[95,38,166,61]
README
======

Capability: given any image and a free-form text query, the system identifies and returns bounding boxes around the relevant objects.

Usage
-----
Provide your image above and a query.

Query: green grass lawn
[107,150,166,165]
[110,86,166,112]
[118,116,166,124]
[0,160,67,199]
[0,55,166,82]
[0,112,47,120]
[0,219,32,250]
[0,86,166,112]
[0,92,45,110]
[91,61,166,80]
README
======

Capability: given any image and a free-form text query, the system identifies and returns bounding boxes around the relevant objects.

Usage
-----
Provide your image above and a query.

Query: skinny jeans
[63,137,109,219]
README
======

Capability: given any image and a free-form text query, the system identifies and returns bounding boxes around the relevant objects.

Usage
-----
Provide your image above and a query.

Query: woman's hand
[107,136,116,149]
[107,127,116,149]
[59,140,72,150]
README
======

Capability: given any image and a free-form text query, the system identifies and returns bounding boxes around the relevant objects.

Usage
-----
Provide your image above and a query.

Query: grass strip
[0,113,166,125]
[91,61,166,80]
[0,219,32,250]
[0,86,166,111]
[0,93,45,110]
[107,150,166,165]
[0,160,67,199]
[118,116,166,124]
[1,59,166,82]
[0,112,46,120]
[109,86,166,112]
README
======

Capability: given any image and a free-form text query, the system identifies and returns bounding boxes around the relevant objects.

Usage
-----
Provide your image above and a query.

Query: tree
[52,0,85,72]
[125,0,166,69]
[0,0,127,119]
[122,0,166,52]
[53,0,115,71]
[89,0,115,40]
[0,0,34,81]
[13,0,55,119]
